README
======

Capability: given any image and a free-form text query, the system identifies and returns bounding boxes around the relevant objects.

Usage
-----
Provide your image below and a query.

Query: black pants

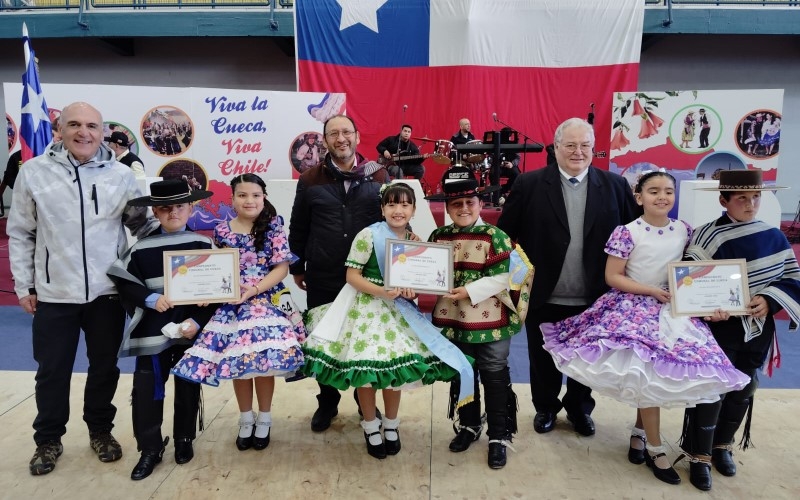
[525,303,595,415]
[699,128,710,148]
[132,346,200,452]
[32,296,125,445]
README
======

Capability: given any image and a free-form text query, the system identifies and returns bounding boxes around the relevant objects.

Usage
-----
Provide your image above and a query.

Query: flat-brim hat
[697,168,788,191]
[128,179,213,206]
[424,165,501,201]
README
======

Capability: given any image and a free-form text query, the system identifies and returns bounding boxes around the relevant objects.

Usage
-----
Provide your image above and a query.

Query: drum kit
[414,137,494,186]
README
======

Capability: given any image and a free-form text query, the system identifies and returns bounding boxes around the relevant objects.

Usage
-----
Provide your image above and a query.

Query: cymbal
[433,155,451,165]
[413,136,436,143]
[462,154,484,164]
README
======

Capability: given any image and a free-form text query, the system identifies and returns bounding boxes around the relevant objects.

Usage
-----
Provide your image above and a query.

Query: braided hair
[230,173,277,251]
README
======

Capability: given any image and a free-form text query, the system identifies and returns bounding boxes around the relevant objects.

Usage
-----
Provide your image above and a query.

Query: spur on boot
[628,432,646,465]
[644,445,681,485]
[253,413,271,450]
[361,420,386,459]
[712,444,737,476]
[236,412,255,451]
[449,425,482,453]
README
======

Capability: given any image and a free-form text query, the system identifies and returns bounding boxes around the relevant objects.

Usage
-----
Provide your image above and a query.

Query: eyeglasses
[325,129,356,140]
[559,142,593,153]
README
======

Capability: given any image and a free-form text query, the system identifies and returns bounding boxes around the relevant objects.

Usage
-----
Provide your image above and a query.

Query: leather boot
[449,368,483,453]
[173,376,200,463]
[480,368,515,469]
[131,370,166,454]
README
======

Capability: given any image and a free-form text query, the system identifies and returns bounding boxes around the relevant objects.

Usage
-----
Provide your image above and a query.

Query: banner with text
[4,82,345,228]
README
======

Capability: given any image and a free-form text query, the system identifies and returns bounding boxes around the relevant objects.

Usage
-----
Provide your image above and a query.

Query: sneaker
[29,441,63,475]
[89,431,123,463]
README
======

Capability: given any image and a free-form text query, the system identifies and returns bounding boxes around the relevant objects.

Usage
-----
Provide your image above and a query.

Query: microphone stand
[493,116,543,173]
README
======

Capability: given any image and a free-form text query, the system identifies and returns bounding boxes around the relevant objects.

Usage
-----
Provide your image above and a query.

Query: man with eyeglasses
[497,117,637,438]
[289,114,391,433]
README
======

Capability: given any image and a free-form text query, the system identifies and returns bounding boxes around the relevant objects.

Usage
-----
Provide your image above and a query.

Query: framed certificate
[163,249,240,305]
[384,239,453,295]
[667,259,750,317]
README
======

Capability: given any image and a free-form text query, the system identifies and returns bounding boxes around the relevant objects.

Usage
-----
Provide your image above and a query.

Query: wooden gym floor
[0,371,798,499]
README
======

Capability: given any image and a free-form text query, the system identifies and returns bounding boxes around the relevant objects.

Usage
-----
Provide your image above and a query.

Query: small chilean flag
[296,0,643,174]
[20,23,52,163]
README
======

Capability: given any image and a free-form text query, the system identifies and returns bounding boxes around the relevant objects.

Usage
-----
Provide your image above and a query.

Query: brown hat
[697,169,788,191]
[424,166,501,201]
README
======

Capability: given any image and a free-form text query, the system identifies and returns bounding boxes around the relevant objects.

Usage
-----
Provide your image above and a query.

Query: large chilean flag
[296,0,643,184]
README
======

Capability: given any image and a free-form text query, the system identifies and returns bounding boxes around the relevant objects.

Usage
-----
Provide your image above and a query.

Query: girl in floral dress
[172,173,305,451]
[540,171,749,485]
[302,183,472,459]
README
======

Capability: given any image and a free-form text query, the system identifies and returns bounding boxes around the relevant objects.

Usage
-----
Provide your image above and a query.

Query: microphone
[403,104,408,111]
[492,113,498,122]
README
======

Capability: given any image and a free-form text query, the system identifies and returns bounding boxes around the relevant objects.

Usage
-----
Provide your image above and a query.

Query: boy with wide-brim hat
[678,169,799,491]
[425,166,529,470]
[108,179,214,480]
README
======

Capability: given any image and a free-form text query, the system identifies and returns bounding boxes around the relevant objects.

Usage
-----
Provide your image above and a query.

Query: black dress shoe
[236,428,254,451]
[384,429,401,456]
[487,440,507,469]
[449,426,481,452]
[130,449,164,481]
[533,412,556,434]
[174,438,194,464]
[364,431,387,459]
[252,432,271,451]
[712,446,736,476]
[645,451,681,485]
[566,413,595,436]
[628,434,646,464]
[689,461,712,491]
[310,406,339,433]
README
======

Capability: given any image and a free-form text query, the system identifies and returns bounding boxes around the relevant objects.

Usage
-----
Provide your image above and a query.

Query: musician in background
[450,118,475,145]
[376,124,424,180]
[497,127,521,205]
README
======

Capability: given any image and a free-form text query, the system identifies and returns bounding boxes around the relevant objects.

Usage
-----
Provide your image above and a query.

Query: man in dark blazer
[497,118,638,437]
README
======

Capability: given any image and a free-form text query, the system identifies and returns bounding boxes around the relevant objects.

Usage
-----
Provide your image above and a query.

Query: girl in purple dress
[172,174,305,451]
[540,171,749,486]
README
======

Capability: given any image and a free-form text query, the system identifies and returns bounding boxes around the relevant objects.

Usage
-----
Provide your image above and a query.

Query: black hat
[104,131,129,147]
[128,179,213,207]
[424,166,501,201]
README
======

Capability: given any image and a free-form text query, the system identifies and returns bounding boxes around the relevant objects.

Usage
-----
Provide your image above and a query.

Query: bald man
[8,102,157,475]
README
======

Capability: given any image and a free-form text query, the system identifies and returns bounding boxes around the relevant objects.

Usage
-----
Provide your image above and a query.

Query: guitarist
[376,124,425,180]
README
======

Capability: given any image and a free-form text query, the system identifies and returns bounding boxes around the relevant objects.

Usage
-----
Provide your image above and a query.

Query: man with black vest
[106,131,145,180]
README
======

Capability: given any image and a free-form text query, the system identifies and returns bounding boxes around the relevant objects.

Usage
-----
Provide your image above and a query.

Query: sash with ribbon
[371,222,474,409]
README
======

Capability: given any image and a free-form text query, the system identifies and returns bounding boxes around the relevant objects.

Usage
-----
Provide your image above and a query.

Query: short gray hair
[553,118,594,145]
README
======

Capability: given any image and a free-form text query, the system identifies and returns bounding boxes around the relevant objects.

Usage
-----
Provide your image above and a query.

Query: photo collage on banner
[3,83,346,229]
[608,89,784,218]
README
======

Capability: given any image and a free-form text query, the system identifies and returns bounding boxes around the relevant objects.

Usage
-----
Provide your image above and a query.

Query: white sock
[361,419,383,446]
[239,411,255,438]
[255,411,272,439]
[631,426,646,438]
[382,416,400,441]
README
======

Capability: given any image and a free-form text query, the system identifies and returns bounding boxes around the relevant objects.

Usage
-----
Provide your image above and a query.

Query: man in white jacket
[7,102,157,476]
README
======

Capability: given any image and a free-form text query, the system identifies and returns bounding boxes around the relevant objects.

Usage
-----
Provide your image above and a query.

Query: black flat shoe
[253,428,271,451]
[364,430,386,459]
[689,461,712,491]
[384,428,401,456]
[487,440,507,469]
[130,449,164,481]
[628,434,646,464]
[533,412,556,434]
[712,446,736,476]
[566,413,595,437]
[174,438,194,464]
[449,425,481,453]
[645,451,681,485]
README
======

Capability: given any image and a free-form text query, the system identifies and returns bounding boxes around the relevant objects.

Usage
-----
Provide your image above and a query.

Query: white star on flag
[337,0,387,33]
[21,81,50,134]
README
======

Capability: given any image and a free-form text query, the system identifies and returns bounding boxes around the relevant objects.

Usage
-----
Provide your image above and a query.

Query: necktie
[569,177,579,185]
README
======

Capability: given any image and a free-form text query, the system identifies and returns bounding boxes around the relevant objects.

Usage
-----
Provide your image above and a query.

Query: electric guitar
[378,152,437,167]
